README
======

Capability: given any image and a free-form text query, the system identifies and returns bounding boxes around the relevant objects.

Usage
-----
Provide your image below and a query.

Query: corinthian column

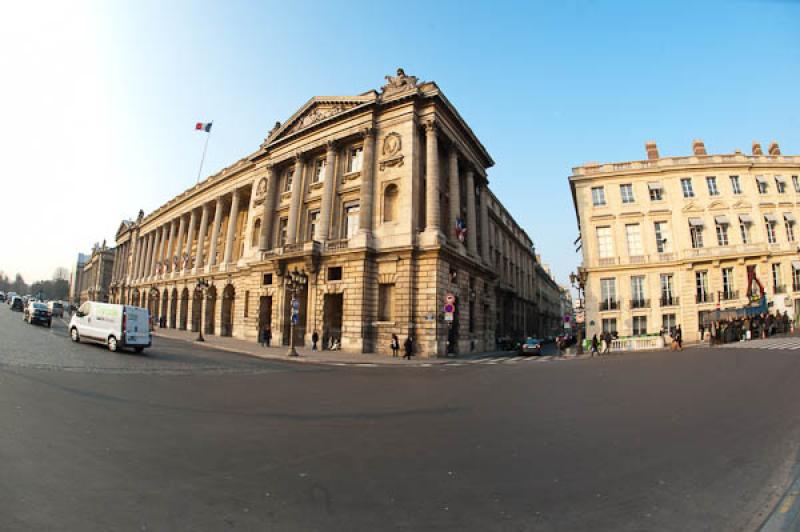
[316,141,338,242]
[358,127,376,237]
[165,219,177,273]
[448,148,461,247]
[143,232,154,278]
[184,209,197,271]
[260,165,278,250]
[207,196,224,269]
[421,119,443,245]
[223,188,241,265]
[195,202,210,270]
[465,169,478,256]
[286,154,305,245]
[480,185,490,263]
[174,215,186,273]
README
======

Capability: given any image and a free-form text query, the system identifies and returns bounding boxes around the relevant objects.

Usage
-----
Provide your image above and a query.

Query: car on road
[69,302,151,353]
[10,296,24,312]
[25,301,52,327]
[520,337,543,355]
[48,301,64,318]
[6,292,17,304]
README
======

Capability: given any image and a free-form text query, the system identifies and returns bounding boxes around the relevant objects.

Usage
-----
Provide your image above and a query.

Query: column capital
[359,126,376,139]
[423,118,437,133]
[325,139,339,153]
[293,150,306,163]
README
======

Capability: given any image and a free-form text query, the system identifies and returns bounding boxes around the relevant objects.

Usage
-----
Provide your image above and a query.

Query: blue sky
[1,0,798,284]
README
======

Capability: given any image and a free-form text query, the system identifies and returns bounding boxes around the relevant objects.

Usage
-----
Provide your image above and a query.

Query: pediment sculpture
[286,103,356,135]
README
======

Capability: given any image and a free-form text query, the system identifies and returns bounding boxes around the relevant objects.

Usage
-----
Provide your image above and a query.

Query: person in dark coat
[403,337,414,360]
[391,334,400,357]
[311,330,319,351]
[590,334,599,356]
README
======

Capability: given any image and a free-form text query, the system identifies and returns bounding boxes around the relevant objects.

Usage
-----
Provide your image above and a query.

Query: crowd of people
[698,310,793,345]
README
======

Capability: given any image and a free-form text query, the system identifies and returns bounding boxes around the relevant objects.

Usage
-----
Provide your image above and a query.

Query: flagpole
[196,122,213,183]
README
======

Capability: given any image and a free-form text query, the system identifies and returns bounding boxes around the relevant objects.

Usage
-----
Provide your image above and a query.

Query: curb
[760,465,800,531]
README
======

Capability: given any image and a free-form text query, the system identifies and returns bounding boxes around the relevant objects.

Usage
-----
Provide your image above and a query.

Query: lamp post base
[196,335,205,342]
[287,347,299,357]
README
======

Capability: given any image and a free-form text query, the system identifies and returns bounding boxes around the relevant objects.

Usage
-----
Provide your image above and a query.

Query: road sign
[443,303,455,313]
[444,313,454,322]
[445,293,456,304]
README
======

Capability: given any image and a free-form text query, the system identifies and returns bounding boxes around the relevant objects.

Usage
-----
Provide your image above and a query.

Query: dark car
[10,297,24,312]
[24,302,52,327]
[520,337,543,355]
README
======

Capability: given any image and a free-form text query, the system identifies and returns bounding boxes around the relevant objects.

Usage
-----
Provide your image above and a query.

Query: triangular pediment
[731,199,752,210]
[115,220,133,239]
[708,200,729,211]
[264,94,375,146]
[681,201,705,213]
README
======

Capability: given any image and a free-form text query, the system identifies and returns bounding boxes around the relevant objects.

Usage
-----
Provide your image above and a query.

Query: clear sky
[1,0,798,285]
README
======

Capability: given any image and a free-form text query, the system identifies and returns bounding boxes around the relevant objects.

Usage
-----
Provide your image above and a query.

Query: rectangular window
[348,146,364,173]
[690,225,704,249]
[307,210,320,241]
[722,268,735,299]
[793,263,800,291]
[793,176,800,193]
[706,176,719,196]
[283,168,294,193]
[716,223,729,246]
[344,203,360,239]
[262,273,272,285]
[600,278,616,310]
[620,183,635,203]
[596,226,614,258]
[660,274,674,306]
[648,183,663,201]
[631,276,646,307]
[756,176,768,194]
[654,221,670,253]
[601,318,617,335]
[277,217,288,247]
[662,314,676,334]
[787,221,796,243]
[591,186,606,206]
[696,270,709,303]
[378,283,395,321]
[740,223,750,244]
[632,316,647,336]
[776,176,786,194]
[772,263,783,292]
[730,175,742,194]
[766,220,777,244]
[681,178,695,198]
[312,158,326,183]
[625,224,643,256]
[327,266,342,281]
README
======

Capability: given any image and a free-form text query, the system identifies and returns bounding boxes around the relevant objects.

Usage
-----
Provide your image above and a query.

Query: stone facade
[79,243,115,304]
[570,140,800,342]
[69,252,90,305]
[108,70,558,357]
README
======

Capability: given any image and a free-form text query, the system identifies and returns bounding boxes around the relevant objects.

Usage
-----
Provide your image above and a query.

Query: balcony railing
[599,300,619,311]
[660,296,679,307]
[721,290,739,301]
[630,298,649,309]
[696,292,713,304]
[325,238,349,251]
[774,285,787,294]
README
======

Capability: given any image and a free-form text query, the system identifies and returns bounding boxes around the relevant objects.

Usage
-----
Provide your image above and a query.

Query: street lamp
[149,287,159,331]
[286,268,307,357]
[195,278,210,342]
[569,268,587,355]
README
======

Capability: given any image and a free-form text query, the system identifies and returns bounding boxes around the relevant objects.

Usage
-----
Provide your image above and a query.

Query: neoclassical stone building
[109,70,558,357]
[79,243,115,304]
[570,140,800,342]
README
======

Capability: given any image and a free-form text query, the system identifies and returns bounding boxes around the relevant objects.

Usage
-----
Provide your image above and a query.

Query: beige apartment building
[107,70,561,357]
[570,140,800,343]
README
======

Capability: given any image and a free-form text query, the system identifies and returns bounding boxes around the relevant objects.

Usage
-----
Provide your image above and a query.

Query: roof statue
[381,68,419,96]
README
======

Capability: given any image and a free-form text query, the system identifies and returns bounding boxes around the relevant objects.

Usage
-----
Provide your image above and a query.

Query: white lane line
[505,356,525,363]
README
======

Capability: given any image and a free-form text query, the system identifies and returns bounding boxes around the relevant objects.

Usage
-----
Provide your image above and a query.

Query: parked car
[69,302,151,353]
[10,296,24,312]
[25,301,52,327]
[6,292,18,304]
[48,301,64,318]
[520,337,543,355]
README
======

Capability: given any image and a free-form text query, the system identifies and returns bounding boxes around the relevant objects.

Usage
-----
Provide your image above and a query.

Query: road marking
[779,491,799,513]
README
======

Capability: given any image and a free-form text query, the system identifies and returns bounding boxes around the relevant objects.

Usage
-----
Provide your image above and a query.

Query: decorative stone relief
[285,103,357,135]
[252,177,267,206]
[379,132,404,171]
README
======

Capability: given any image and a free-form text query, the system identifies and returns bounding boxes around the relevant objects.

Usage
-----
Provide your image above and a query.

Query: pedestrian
[391,333,400,357]
[590,334,599,356]
[403,336,414,360]
[675,325,683,350]
[265,326,272,347]
[602,331,611,354]
[259,325,268,347]
[311,330,319,351]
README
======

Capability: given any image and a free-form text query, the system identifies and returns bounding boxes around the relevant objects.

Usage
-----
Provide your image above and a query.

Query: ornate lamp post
[195,278,210,342]
[569,268,587,355]
[286,268,307,357]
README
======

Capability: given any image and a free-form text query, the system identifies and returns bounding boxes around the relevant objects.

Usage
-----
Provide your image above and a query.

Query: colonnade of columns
[126,187,245,283]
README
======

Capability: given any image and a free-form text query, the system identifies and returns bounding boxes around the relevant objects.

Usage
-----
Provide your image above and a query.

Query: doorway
[258,296,272,341]
[220,284,235,337]
[322,293,343,350]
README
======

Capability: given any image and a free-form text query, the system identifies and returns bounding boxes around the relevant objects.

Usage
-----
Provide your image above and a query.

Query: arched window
[383,184,399,222]
[251,218,261,248]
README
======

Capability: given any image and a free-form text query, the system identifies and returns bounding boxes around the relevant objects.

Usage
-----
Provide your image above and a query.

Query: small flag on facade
[195,122,212,132]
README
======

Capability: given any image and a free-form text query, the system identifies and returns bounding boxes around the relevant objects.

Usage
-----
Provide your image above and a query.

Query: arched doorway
[170,288,178,328]
[161,290,168,327]
[179,288,189,330]
[221,284,235,337]
[149,289,159,320]
[205,285,217,335]
[191,288,202,332]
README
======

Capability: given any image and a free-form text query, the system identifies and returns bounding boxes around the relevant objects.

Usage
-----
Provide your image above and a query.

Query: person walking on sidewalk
[590,334,599,356]
[311,330,319,351]
[403,336,414,360]
[260,325,271,347]
[391,334,400,357]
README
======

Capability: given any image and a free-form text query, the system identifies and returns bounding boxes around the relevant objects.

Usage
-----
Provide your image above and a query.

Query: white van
[69,302,151,353]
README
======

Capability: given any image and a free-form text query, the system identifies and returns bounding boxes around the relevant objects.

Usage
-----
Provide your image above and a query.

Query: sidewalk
[152,327,515,367]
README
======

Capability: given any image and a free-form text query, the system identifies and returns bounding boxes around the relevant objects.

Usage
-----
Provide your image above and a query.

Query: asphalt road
[1,306,799,531]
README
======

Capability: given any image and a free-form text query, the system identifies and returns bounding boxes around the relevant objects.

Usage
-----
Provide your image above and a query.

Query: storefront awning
[714,215,729,225]
[764,213,777,223]
[784,212,796,223]
[647,182,663,191]
[689,218,704,227]
[738,214,753,224]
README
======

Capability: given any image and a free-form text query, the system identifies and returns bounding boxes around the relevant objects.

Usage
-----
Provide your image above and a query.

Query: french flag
[195,122,212,132]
